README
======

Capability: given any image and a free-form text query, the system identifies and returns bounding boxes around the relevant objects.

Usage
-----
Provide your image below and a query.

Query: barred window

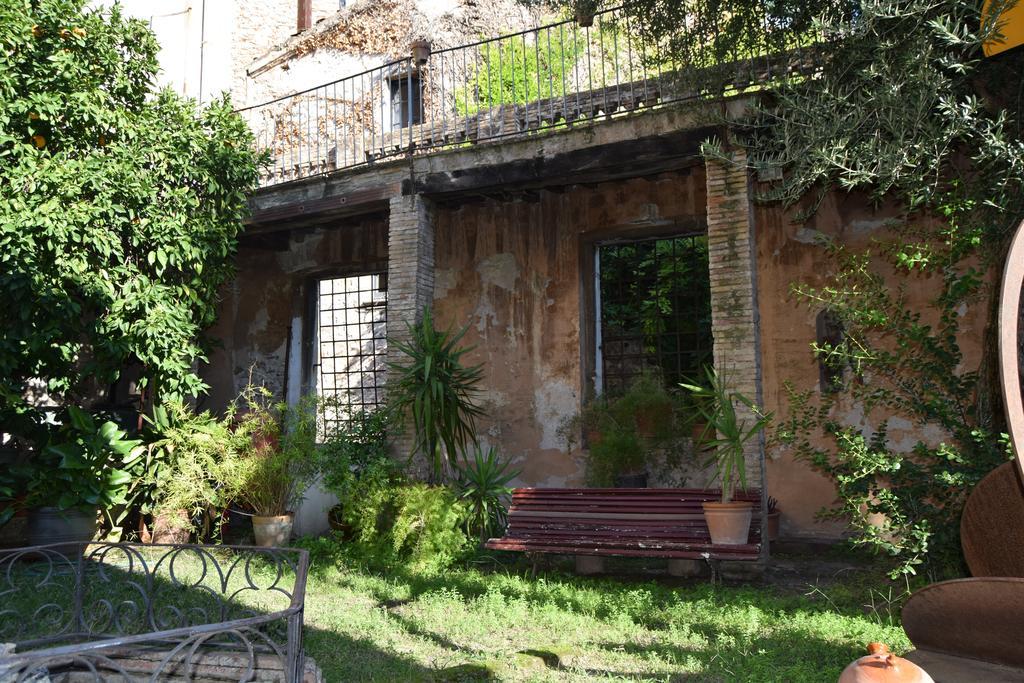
[597,234,713,394]
[314,273,388,433]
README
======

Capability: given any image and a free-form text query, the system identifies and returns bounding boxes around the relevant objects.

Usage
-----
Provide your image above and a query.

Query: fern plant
[387,307,485,483]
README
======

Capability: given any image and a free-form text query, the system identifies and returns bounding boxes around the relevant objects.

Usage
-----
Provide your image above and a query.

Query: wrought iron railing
[239,4,820,188]
[0,542,310,682]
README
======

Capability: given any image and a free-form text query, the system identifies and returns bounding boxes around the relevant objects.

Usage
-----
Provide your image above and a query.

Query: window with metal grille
[315,273,388,433]
[596,234,713,395]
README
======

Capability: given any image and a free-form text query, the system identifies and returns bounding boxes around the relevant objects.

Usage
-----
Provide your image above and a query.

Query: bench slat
[485,539,759,561]
[489,487,762,562]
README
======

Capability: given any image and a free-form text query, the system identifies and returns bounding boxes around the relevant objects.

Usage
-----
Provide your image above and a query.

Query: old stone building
[200,2,989,542]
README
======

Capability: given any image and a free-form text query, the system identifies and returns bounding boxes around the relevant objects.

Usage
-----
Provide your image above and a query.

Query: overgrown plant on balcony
[387,308,485,483]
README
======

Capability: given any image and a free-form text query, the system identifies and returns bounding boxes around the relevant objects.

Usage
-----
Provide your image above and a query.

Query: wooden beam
[409,127,715,199]
[245,186,391,233]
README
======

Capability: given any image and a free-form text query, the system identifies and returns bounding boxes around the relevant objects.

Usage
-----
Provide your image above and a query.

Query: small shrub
[390,484,470,573]
[455,446,519,545]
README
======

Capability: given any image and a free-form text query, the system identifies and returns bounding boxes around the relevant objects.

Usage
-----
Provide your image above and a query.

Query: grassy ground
[300,551,912,682]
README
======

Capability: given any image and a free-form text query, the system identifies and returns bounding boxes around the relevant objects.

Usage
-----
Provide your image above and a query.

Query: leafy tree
[0,0,262,442]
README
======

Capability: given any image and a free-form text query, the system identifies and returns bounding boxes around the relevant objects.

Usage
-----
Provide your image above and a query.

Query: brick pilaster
[705,149,765,496]
[385,193,435,473]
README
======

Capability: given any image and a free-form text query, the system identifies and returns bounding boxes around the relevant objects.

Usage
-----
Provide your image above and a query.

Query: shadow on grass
[298,548,897,682]
[0,543,459,682]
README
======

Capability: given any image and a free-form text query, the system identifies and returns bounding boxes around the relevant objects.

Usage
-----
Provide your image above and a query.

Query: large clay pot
[635,404,672,439]
[27,506,97,548]
[149,509,190,544]
[252,513,293,547]
[838,643,935,683]
[702,501,753,545]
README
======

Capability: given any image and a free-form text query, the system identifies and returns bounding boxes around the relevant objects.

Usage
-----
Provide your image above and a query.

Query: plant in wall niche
[579,374,682,487]
[586,425,645,487]
[682,365,771,545]
[388,307,485,483]
[615,374,676,440]
[455,446,520,545]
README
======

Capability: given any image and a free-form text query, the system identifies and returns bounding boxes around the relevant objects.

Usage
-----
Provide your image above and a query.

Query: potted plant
[232,394,318,547]
[145,399,246,543]
[682,366,772,545]
[574,0,599,27]
[409,38,431,65]
[585,421,647,487]
[18,406,143,547]
[617,375,675,440]
[318,408,393,538]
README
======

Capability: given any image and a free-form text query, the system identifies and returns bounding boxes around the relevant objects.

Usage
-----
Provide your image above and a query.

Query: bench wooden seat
[485,488,762,562]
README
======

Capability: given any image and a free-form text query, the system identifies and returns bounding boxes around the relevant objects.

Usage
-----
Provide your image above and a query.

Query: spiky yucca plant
[388,308,485,483]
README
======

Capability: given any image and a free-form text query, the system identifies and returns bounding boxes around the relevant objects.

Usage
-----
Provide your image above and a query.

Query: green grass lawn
[300,553,911,682]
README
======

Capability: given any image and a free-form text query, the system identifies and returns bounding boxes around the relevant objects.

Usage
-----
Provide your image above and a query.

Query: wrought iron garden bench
[485,488,762,577]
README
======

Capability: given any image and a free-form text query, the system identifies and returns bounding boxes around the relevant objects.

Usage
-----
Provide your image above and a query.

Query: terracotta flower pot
[766,510,781,542]
[702,501,753,545]
[149,509,190,544]
[635,404,672,439]
[410,39,431,65]
[838,643,934,683]
[252,513,293,547]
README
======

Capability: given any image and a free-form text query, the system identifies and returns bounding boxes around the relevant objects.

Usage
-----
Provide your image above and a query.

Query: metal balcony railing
[239,4,820,188]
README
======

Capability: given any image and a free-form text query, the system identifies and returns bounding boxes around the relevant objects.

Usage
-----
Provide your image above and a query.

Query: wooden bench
[485,488,762,577]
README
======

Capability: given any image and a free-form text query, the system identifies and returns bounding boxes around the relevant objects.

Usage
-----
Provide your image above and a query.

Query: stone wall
[204,216,388,410]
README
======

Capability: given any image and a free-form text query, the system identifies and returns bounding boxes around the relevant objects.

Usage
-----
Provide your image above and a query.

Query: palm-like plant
[388,308,485,483]
[455,446,519,545]
[681,366,772,502]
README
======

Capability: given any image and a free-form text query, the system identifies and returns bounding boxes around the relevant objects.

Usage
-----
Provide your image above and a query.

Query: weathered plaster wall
[241,0,541,107]
[204,217,388,411]
[231,0,340,103]
[430,170,707,487]
[754,192,989,540]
